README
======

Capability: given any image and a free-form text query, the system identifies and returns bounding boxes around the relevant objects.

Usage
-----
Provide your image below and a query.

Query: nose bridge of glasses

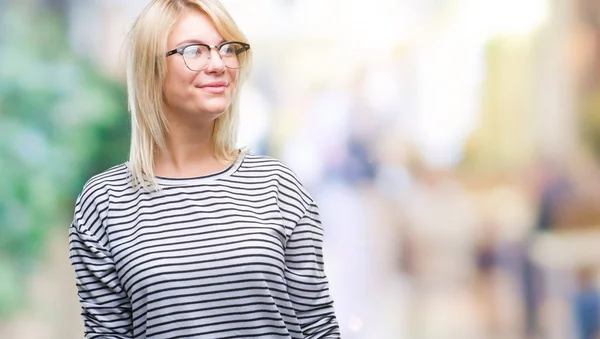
[206,46,224,64]
[200,46,226,72]
[208,45,219,58]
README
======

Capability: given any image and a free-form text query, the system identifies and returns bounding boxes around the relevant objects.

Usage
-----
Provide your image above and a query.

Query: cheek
[228,69,239,86]
[163,76,182,107]
[164,67,195,102]
[227,69,239,95]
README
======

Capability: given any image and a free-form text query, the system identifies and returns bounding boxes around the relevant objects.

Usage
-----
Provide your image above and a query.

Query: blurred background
[2,0,600,338]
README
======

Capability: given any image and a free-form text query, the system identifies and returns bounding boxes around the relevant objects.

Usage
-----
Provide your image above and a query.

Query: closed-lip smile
[197,80,228,94]
[198,81,227,88]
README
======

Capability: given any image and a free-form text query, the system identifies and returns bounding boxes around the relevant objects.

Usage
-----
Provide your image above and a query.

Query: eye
[220,44,236,56]
[182,45,206,58]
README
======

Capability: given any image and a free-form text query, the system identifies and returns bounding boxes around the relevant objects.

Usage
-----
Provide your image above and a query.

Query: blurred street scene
[2,0,600,338]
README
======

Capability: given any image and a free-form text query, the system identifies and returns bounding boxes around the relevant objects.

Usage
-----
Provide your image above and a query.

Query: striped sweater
[68,153,340,338]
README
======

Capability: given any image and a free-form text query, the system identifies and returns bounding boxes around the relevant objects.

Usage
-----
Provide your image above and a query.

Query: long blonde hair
[125,0,252,189]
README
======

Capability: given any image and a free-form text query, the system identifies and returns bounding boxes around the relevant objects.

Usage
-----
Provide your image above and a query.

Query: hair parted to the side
[125,0,252,189]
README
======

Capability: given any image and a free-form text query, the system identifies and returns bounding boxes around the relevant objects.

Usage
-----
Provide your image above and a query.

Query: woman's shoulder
[240,153,314,205]
[76,163,131,205]
[240,153,301,181]
[71,163,131,233]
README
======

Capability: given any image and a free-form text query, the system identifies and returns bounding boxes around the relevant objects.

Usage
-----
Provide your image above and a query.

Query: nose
[204,48,226,74]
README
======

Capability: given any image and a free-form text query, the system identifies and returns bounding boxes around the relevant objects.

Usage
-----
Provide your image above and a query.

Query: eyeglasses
[165,41,250,71]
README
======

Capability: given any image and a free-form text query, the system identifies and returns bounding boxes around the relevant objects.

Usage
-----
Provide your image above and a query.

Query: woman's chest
[106,192,287,296]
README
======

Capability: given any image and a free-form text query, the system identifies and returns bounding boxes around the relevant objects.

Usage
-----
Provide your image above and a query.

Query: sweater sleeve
[284,201,341,338]
[68,192,133,338]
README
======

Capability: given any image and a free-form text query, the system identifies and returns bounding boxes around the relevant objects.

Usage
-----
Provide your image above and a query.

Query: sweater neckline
[155,151,245,187]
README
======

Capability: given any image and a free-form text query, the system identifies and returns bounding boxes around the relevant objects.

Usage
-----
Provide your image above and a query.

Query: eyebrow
[176,38,226,47]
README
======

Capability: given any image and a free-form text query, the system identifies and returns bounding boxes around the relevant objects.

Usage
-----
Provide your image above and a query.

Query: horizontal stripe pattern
[69,153,340,338]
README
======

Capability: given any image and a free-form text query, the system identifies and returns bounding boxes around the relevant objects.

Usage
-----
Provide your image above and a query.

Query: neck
[155,118,226,178]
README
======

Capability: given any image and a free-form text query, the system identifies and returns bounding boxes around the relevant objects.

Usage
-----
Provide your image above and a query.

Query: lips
[197,81,228,94]
[198,81,227,88]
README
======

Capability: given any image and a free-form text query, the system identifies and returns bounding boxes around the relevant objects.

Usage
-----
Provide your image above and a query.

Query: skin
[155,10,240,178]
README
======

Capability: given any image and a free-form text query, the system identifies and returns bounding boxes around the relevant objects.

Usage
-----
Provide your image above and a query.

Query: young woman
[68,0,341,338]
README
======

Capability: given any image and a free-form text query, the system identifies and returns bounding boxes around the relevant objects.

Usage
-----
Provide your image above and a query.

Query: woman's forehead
[168,11,223,47]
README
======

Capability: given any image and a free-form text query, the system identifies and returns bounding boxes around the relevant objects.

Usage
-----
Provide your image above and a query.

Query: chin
[201,104,230,117]
[199,97,232,116]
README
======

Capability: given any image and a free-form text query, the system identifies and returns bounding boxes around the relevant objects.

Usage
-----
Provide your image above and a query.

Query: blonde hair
[125,0,252,189]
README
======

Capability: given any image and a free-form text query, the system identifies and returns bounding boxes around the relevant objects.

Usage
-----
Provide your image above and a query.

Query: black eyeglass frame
[165,41,250,70]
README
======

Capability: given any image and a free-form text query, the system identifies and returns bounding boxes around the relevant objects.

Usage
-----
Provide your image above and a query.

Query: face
[163,10,239,123]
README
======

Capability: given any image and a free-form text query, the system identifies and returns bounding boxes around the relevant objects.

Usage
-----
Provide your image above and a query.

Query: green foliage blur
[0,5,130,316]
